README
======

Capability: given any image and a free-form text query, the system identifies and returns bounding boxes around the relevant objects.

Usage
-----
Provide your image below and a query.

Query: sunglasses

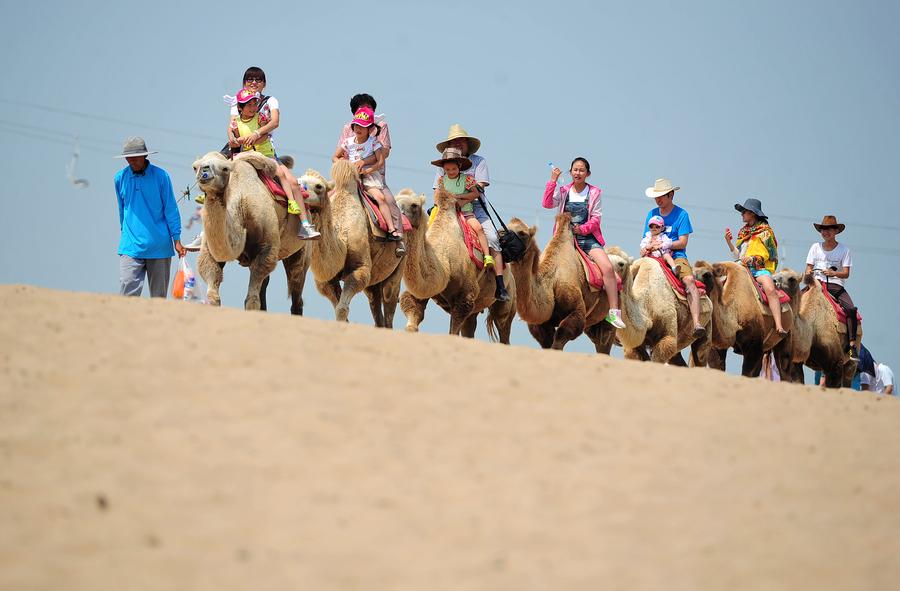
[245,77,264,83]
[649,224,663,229]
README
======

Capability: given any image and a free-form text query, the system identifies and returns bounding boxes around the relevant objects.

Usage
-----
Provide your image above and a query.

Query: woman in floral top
[724,198,788,336]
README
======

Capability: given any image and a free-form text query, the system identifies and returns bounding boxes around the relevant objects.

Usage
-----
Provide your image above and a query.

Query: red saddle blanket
[744,267,790,305]
[457,210,485,270]
[820,282,862,324]
[357,183,412,234]
[653,256,707,297]
[574,241,621,292]
[258,172,312,208]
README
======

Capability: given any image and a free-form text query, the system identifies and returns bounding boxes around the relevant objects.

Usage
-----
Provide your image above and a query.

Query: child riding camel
[640,215,677,270]
[433,148,493,266]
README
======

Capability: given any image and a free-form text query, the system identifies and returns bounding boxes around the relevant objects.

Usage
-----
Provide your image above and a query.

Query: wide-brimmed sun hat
[648,215,665,227]
[431,147,472,171]
[734,198,768,220]
[813,215,845,234]
[236,89,260,104]
[114,137,158,158]
[645,178,680,198]
[351,107,375,128]
[436,124,481,155]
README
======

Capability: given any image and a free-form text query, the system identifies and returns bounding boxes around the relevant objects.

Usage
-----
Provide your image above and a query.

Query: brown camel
[693,260,793,378]
[615,250,712,365]
[395,188,516,343]
[774,268,859,387]
[306,159,404,327]
[505,214,616,352]
[192,151,316,312]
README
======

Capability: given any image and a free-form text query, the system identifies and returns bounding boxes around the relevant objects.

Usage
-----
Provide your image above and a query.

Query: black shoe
[494,286,511,302]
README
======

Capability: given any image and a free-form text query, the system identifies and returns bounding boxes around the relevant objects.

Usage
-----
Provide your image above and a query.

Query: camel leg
[198,248,225,306]
[259,275,270,312]
[690,333,711,368]
[651,335,679,363]
[449,297,476,337]
[528,322,556,349]
[399,291,427,333]
[552,308,586,350]
[245,246,277,311]
[460,314,478,339]
[584,323,615,354]
[741,349,764,377]
[335,264,370,323]
[772,338,793,383]
[708,347,728,371]
[364,285,385,328]
[316,277,342,310]
[380,264,403,330]
[791,362,806,384]
[669,352,687,366]
[486,299,515,345]
[624,346,650,361]
[283,248,309,316]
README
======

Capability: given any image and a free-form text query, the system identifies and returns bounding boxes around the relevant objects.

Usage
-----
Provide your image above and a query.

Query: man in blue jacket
[114,137,185,297]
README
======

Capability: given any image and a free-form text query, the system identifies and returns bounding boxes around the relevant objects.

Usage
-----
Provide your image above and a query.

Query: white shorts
[362,171,385,190]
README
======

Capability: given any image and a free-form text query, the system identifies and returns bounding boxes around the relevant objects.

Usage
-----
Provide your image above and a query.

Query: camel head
[193,152,232,195]
[693,260,717,294]
[299,168,333,207]
[330,159,360,194]
[605,246,632,278]
[773,268,802,297]
[433,185,461,212]
[553,212,575,240]
[507,217,537,250]
[396,189,427,228]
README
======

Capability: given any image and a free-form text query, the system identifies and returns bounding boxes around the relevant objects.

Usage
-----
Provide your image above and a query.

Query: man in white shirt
[860,362,894,395]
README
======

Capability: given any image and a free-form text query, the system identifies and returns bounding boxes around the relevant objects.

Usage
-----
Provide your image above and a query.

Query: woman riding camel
[724,198,788,336]
[804,215,859,360]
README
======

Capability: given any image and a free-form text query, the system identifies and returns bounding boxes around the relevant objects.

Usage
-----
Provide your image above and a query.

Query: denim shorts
[576,234,603,252]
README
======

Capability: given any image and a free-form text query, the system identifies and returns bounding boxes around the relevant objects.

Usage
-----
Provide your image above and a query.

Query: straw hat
[813,215,845,234]
[114,137,157,158]
[436,124,481,155]
[734,198,768,221]
[645,178,680,198]
[431,147,472,171]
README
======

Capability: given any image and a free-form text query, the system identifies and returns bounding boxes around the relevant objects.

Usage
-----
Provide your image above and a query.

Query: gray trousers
[119,255,171,297]
[382,185,403,234]
[472,200,500,251]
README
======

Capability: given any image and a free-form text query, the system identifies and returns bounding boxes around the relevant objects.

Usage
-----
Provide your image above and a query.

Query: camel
[774,268,859,387]
[505,214,617,352]
[693,260,793,378]
[305,159,404,327]
[614,250,712,365]
[192,151,321,312]
[395,188,516,343]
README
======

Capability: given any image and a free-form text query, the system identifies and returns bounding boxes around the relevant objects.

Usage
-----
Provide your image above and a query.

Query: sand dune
[1,284,898,590]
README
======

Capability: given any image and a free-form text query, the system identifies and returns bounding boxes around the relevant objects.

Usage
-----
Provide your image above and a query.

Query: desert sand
[1,284,898,590]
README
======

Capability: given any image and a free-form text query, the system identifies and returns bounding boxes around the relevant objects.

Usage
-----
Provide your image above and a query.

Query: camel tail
[486,308,499,343]
[277,155,294,170]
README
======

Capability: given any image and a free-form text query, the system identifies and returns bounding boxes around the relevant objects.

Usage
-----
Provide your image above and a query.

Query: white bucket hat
[645,178,680,198]
[114,137,158,158]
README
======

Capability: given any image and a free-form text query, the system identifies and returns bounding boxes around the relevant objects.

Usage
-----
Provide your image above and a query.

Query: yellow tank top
[235,115,275,158]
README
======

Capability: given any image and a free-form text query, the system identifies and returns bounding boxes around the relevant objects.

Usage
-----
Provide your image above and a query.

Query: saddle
[743,267,790,315]
[258,171,314,210]
[574,241,621,292]
[357,182,412,239]
[456,209,485,270]
[652,256,706,299]
[820,282,862,325]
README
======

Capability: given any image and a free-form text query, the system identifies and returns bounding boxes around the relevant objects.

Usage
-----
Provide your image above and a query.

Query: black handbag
[477,192,526,263]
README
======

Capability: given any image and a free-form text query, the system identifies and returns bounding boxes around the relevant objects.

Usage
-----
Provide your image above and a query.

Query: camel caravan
[178,68,869,389]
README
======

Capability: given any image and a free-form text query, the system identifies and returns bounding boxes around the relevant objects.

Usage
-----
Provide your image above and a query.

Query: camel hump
[237,152,277,177]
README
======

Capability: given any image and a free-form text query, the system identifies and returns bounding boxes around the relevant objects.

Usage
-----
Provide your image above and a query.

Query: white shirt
[567,185,589,203]
[432,153,490,189]
[806,242,852,286]
[860,363,894,394]
[343,135,383,163]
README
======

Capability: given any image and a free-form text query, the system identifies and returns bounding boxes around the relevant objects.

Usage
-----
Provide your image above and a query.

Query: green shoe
[483,255,495,267]
[194,193,205,205]
[287,199,301,215]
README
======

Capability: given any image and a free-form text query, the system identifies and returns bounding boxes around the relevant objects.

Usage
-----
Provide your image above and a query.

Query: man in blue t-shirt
[641,178,705,338]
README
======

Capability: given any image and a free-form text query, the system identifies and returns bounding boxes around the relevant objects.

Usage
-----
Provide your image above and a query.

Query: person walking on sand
[641,178,705,338]
[114,137,185,297]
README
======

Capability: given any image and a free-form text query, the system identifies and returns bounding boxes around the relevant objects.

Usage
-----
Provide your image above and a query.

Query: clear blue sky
[1,0,897,371]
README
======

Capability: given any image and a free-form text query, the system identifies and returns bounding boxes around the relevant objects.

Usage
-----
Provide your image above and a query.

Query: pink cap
[648,215,665,227]
[351,107,375,128]
[236,89,260,104]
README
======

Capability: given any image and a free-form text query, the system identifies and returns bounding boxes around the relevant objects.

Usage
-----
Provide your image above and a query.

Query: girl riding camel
[432,148,493,265]
[545,158,626,329]
[724,198,788,336]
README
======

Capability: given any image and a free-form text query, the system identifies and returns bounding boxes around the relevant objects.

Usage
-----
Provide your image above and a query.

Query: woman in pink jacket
[545,157,625,328]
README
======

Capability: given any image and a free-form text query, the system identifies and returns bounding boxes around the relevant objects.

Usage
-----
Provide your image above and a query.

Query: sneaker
[605,308,626,329]
[194,193,205,205]
[483,255,495,267]
[184,232,203,252]
[287,199,302,215]
[297,220,321,240]
[494,286,511,302]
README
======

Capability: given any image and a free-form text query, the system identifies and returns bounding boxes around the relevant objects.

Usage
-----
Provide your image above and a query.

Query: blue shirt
[644,205,693,259]
[115,162,181,258]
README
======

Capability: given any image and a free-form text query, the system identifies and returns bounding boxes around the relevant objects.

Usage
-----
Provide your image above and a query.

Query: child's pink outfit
[640,231,674,259]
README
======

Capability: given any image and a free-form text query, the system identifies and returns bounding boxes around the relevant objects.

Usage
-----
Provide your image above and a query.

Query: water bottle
[181,259,195,301]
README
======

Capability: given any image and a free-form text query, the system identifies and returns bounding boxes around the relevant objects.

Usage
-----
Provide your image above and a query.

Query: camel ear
[528,226,537,237]
[712,262,727,277]
[220,161,233,175]
[326,180,335,191]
